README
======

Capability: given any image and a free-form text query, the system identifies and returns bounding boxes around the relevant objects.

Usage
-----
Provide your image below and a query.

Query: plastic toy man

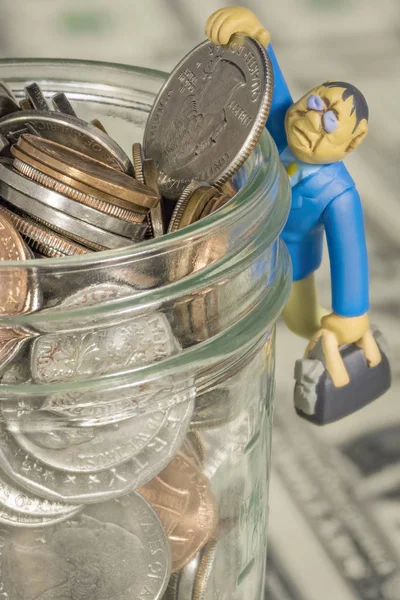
[206,6,382,388]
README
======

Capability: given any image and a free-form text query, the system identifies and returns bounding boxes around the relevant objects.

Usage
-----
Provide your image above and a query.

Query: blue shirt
[266,44,369,317]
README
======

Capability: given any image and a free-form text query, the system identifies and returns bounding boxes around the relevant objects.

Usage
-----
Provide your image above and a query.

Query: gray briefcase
[294,328,391,425]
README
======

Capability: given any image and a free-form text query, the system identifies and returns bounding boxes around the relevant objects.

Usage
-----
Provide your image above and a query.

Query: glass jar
[0,59,291,600]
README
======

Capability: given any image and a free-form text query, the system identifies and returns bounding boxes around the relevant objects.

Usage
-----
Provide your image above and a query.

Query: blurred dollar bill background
[1,0,399,598]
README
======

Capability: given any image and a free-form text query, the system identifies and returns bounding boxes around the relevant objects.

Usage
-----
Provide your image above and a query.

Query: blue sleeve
[265,44,293,154]
[322,188,369,317]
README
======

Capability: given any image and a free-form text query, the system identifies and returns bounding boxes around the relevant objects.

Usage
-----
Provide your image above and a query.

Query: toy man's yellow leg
[282,273,329,339]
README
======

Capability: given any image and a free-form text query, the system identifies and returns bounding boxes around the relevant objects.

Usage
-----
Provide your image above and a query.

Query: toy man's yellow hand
[305,313,382,388]
[320,312,369,344]
[205,6,270,47]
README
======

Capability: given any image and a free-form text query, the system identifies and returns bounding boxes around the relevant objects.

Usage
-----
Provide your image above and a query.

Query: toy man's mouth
[293,126,312,149]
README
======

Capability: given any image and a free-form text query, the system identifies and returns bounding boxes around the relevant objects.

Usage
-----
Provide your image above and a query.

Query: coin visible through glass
[0,203,89,257]
[0,493,171,599]
[167,182,217,233]
[0,211,30,316]
[140,450,217,572]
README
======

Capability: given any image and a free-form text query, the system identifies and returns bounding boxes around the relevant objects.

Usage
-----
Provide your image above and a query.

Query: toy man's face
[284,84,368,164]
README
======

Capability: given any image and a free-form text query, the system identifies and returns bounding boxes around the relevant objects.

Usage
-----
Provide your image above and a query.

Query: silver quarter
[24,83,49,112]
[143,34,273,198]
[51,92,77,117]
[0,502,81,528]
[0,109,132,172]
[31,312,180,383]
[0,163,133,249]
[10,407,168,473]
[0,493,170,599]
[12,159,147,239]
[0,395,194,503]
[0,468,81,517]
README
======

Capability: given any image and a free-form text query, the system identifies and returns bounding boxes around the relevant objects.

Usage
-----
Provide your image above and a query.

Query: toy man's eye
[323,110,338,133]
[307,94,324,111]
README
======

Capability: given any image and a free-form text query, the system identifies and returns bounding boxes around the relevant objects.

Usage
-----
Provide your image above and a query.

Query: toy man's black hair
[323,81,369,132]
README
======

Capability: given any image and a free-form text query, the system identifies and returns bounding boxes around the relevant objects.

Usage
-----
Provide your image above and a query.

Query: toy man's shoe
[294,328,391,425]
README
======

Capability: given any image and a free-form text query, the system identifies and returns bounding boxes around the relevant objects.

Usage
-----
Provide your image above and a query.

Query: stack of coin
[0,83,238,257]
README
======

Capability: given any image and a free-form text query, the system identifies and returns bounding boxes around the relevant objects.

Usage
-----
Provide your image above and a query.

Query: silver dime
[10,408,168,473]
[0,394,194,503]
[0,468,81,517]
[0,493,170,599]
[24,83,49,112]
[143,34,273,198]
[31,312,180,383]
[0,109,132,172]
[51,92,77,117]
[0,163,134,249]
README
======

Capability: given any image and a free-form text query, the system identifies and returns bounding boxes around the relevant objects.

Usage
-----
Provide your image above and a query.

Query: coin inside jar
[12,144,146,223]
[143,158,165,237]
[0,211,31,315]
[139,450,217,572]
[0,110,132,172]
[14,134,160,210]
[0,203,89,257]
[167,182,218,233]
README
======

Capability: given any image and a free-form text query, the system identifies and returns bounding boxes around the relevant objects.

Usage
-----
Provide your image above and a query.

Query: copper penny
[139,450,216,572]
[14,134,159,209]
[0,212,30,316]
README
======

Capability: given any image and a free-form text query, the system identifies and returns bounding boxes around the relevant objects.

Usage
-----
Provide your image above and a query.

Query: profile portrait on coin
[2,515,144,600]
[162,57,246,174]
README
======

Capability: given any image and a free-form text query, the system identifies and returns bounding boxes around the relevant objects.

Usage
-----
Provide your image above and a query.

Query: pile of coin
[0,81,238,260]
[0,34,273,599]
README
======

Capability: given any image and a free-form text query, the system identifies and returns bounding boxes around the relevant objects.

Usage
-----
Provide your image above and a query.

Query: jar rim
[0,57,280,270]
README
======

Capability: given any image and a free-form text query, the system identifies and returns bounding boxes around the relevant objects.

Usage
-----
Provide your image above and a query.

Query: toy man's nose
[306,110,322,132]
